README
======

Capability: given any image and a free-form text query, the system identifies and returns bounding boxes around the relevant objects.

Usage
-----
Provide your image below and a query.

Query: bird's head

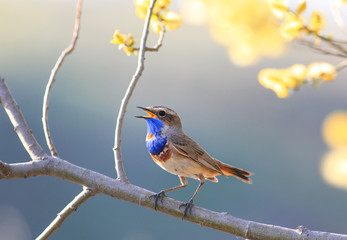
[136,106,182,131]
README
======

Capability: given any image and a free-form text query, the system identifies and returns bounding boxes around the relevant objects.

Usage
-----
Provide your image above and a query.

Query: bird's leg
[150,176,187,210]
[180,177,205,218]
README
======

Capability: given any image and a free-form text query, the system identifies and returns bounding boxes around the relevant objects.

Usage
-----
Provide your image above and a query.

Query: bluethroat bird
[136,106,252,217]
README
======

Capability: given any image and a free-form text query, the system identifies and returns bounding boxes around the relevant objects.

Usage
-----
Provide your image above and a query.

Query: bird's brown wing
[170,134,224,175]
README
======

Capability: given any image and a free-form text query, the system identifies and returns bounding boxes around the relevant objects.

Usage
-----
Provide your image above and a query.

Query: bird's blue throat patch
[144,118,167,155]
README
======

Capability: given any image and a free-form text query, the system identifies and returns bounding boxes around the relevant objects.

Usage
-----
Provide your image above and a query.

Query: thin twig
[300,25,347,55]
[298,39,347,58]
[287,8,347,53]
[36,186,97,240]
[134,25,166,52]
[1,158,347,240]
[42,0,83,157]
[0,77,47,160]
[313,31,347,55]
[113,0,158,183]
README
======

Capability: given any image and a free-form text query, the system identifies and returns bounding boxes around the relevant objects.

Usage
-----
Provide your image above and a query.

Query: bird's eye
[158,110,166,117]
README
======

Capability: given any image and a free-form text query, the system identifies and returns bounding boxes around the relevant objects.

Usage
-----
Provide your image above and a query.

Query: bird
[136,106,252,217]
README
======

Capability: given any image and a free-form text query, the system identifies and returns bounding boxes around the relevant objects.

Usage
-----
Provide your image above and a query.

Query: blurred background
[1,0,347,239]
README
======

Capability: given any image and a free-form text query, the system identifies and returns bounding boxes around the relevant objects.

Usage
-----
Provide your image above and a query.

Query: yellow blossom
[309,11,326,32]
[134,0,150,20]
[190,0,285,66]
[280,13,304,40]
[161,11,183,30]
[280,21,303,40]
[307,62,336,81]
[134,0,171,19]
[282,74,299,89]
[258,62,337,98]
[258,69,289,98]
[156,0,171,9]
[296,0,306,15]
[272,81,289,98]
[287,64,307,86]
[134,0,181,34]
[110,31,137,56]
[266,0,288,19]
[281,64,307,89]
[123,46,136,56]
[150,15,162,33]
[127,34,136,46]
[258,64,306,98]
[110,30,127,45]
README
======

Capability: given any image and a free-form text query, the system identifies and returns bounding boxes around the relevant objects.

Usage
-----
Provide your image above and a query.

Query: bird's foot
[179,199,194,218]
[149,191,166,210]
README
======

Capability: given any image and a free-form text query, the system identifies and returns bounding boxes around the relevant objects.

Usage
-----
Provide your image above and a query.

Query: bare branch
[0,77,47,160]
[313,33,347,55]
[298,39,347,58]
[146,25,165,51]
[1,158,346,240]
[134,25,166,52]
[42,0,83,157]
[113,0,157,182]
[36,186,97,240]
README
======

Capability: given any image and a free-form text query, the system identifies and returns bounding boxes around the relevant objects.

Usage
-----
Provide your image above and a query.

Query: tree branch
[113,0,157,183]
[0,158,346,240]
[298,39,347,58]
[36,186,97,240]
[134,25,166,52]
[0,77,47,160]
[42,0,83,157]
[313,32,347,55]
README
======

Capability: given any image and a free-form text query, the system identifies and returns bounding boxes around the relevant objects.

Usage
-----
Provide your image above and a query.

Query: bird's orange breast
[146,133,154,140]
[150,142,172,163]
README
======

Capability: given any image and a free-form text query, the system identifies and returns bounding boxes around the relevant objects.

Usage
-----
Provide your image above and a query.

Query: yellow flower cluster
[321,111,347,190]
[134,0,182,33]
[266,0,326,41]
[111,0,182,56]
[181,0,286,66]
[110,30,137,56]
[258,62,336,98]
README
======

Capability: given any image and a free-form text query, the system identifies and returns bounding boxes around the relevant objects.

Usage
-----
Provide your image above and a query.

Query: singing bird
[136,106,252,217]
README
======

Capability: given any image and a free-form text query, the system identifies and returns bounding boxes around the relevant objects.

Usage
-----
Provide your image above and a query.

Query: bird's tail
[217,162,252,183]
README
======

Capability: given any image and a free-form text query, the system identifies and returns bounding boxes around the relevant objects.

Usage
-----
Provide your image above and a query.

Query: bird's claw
[149,191,166,210]
[179,200,194,218]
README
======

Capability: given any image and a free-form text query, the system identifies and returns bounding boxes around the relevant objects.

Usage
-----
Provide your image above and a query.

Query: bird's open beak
[135,106,156,118]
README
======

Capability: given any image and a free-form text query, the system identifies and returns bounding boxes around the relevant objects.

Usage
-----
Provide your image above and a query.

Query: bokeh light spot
[322,110,347,148]
[321,147,347,190]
